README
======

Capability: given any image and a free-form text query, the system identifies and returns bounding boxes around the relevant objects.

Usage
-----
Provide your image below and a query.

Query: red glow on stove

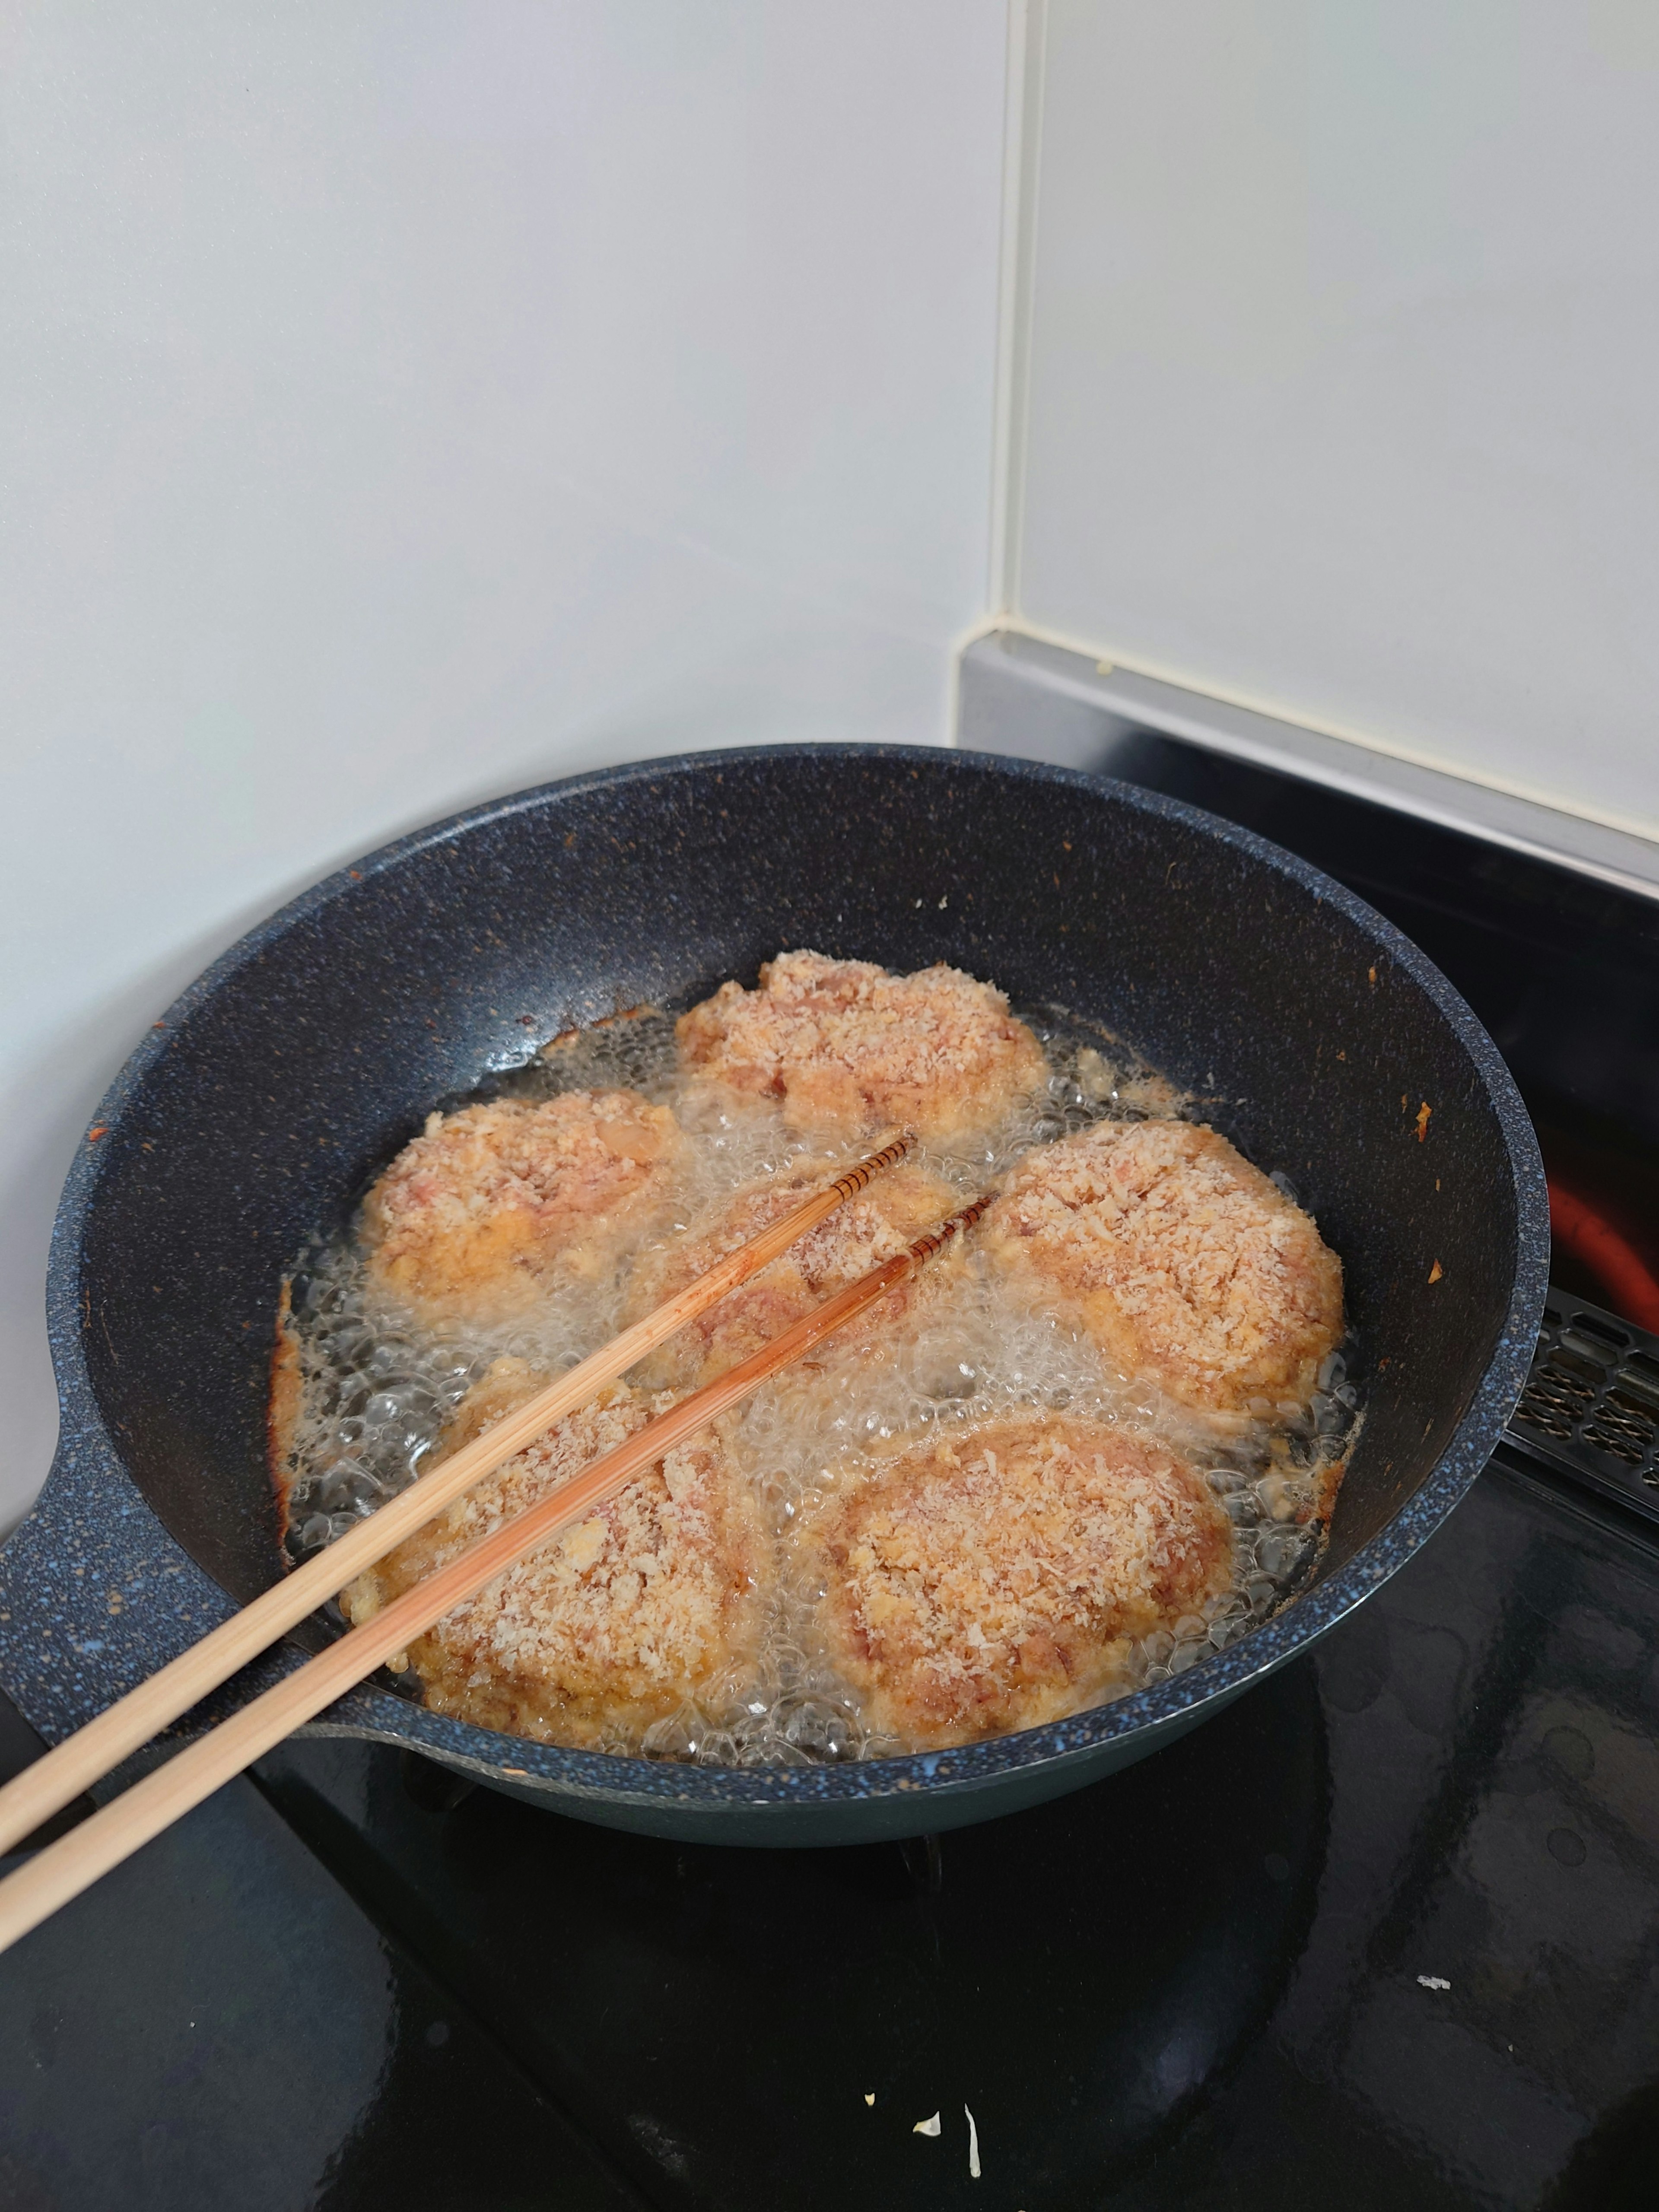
[1546,1179,1659,1334]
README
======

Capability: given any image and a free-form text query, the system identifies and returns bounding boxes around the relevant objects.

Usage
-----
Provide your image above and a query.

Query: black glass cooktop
[3,742,1658,2209]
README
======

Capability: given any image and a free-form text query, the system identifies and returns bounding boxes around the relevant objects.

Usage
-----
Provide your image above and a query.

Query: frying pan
[0,747,1548,1844]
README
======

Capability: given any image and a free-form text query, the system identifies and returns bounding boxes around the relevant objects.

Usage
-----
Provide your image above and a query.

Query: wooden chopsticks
[0,1179,987,1957]
[0,1130,912,1863]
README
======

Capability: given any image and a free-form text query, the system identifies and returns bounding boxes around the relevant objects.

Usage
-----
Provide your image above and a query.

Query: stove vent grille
[1503,1290,1659,1528]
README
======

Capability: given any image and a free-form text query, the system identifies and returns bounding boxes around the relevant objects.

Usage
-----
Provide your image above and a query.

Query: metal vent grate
[1502,1288,1659,1528]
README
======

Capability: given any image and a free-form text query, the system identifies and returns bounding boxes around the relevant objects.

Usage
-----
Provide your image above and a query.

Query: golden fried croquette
[339,1358,766,1749]
[802,1413,1231,1747]
[361,1089,680,1324]
[676,950,1048,1143]
[981,1119,1342,1420]
[623,1158,959,1390]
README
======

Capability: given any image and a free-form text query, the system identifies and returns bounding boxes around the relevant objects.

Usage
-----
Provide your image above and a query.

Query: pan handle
[0,1427,242,1761]
[0,1428,434,1783]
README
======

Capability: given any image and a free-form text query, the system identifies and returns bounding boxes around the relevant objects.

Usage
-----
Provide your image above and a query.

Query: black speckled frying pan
[0,748,1548,1843]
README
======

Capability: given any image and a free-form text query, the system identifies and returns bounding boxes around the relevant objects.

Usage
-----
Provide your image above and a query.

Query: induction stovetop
[2,742,1657,2212]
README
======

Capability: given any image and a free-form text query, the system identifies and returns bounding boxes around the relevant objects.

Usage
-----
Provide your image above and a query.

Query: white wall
[0,1,1009,1528]
[1005,0,1659,841]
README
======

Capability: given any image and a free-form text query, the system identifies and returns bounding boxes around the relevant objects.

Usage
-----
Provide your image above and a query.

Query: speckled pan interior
[0,748,1548,1844]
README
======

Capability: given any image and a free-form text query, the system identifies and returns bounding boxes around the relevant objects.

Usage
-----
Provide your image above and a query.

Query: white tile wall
[1005,0,1659,842]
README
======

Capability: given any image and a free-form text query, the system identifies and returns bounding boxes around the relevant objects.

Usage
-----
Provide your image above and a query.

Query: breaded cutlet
[360,1088,681,1325]
[981,1119,1342,1421]
[339,1358,766,1750]
[676,950,1048,1144]
[801,1412,1232,1747]
[623,1157,959,1391]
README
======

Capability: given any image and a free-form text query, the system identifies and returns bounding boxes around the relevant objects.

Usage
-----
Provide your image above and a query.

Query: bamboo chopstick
[0,1190,988,1956]
[0,1131,913,1860]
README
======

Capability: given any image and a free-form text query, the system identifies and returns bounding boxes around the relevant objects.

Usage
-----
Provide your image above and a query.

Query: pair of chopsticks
[0,1132,987,1955]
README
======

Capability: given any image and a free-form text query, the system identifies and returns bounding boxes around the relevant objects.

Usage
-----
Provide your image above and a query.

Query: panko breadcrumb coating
[361,1089,681,1324]
[981,1119,1342,1420]
[339,1359,766,1749]
[623,1158,960,1390]
[803,1414,1231,1747]
[676,950,1048,1143]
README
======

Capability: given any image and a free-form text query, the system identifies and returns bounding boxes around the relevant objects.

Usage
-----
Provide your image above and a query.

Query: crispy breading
[981,1119,1342,1419]
[623,1158,960,1390]
[339,1359,766,1749]
[676,950,1048,1142]
[803,1413,1231,1746]
[360,1088,681,1324]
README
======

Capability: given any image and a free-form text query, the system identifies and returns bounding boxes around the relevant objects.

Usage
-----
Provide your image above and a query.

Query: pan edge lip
[36,743,1550,1809]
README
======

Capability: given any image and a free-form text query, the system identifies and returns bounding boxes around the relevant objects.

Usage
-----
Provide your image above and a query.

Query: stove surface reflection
[241,1454,1659,2210]
[262,1645,1327,2209]
[3,1447,1657,2205]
